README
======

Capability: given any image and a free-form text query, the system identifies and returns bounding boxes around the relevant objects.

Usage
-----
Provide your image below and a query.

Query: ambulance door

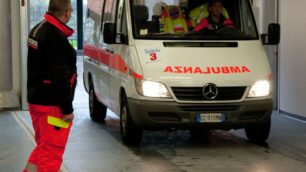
[97,0,118,108]
[109,0,128,112]
[84,0,110,106]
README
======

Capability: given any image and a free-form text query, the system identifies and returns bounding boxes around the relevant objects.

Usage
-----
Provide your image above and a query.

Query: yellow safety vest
[160,16,188,33]
[159,6,188,33]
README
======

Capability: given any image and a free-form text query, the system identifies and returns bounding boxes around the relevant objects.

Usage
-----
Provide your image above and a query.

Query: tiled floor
[0,112,33,172]
[2,109,306,172]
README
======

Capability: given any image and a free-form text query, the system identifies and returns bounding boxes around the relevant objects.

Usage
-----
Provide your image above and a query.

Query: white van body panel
[134,41,270,87]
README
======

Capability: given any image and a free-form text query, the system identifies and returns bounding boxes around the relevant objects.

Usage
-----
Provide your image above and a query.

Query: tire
[245,117,271,143]
[88,81,107,122]
[120,93,143,146]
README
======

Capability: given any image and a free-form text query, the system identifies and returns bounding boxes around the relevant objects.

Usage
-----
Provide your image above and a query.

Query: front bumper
[127,98,273,130]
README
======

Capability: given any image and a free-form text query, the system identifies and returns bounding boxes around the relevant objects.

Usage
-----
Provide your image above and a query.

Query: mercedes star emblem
[202,83,218,100]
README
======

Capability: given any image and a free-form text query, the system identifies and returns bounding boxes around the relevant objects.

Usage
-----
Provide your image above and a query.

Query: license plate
[195,113,225,123]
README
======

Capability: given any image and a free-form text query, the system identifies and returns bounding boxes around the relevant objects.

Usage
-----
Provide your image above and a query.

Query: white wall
[279,0,306,118]
[0,0,12,92]
[0,1,20,109]
[21,0,29,110]
[11,0,21,97]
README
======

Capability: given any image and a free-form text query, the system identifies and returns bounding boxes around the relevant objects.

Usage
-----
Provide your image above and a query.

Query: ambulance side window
[101,0,118,45]
[118,0,127,35]
[103,0,118,23]
[84,0,105,46]
[240,0,257,37]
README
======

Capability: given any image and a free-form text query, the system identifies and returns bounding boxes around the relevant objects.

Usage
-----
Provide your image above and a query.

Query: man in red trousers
[24,0,76,171]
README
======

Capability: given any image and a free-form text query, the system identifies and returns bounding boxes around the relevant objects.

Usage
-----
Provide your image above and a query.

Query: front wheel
[245,117,271,143]
[89,83,107,122]
[120,94,143,146]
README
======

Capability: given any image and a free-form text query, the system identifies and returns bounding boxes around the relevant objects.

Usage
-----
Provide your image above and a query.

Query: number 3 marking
[150,53,157,61]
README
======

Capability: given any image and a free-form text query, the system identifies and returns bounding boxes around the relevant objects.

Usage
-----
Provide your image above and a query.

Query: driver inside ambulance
[193,0,235,32]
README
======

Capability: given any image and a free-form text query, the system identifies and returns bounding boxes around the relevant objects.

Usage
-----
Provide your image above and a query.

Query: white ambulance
[83,0,280,145]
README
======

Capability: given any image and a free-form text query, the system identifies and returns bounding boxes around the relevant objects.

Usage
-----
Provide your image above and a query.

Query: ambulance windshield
[131,0,258,40]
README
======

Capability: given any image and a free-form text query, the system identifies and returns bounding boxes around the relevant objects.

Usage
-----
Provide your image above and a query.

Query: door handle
[106,49,114,54]
[88,58,99,65]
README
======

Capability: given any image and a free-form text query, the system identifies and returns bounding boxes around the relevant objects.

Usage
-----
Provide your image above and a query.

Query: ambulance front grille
[179,105,240,112]
[171,87,246,101]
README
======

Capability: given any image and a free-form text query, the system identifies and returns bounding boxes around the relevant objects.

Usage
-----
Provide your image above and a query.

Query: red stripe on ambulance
[84,44,141,78]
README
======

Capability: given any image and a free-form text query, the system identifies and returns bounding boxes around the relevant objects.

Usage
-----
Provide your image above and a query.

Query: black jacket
[27,14,77,115]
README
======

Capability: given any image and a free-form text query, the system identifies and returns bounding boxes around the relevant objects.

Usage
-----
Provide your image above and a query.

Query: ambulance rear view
[83,0,280,146]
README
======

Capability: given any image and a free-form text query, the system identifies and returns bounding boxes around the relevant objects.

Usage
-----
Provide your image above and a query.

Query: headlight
[135,80,172,98]
[247,80,271,97]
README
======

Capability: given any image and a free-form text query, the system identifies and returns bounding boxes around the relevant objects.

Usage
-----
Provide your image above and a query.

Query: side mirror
[103,23,116,44]
[103,22,128,44]
[268,23,280,45]
[261,23,280,45]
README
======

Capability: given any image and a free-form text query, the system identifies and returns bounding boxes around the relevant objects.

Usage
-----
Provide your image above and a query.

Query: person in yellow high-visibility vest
[189,2,229,27]
[160,6,188,33]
